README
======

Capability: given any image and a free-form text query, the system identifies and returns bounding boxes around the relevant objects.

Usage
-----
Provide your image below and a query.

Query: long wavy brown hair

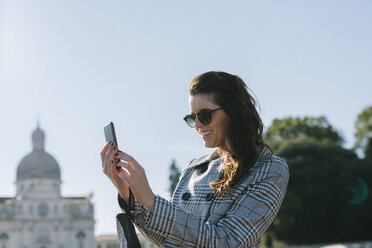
[189,71,272,196]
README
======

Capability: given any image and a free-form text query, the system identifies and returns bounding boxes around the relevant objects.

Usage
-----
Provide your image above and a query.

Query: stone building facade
[0,125,95,248]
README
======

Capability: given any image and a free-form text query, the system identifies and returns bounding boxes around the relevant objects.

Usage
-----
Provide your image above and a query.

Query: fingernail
[111,142,114,146]
[111,160,114,163]
[115,153,119,156]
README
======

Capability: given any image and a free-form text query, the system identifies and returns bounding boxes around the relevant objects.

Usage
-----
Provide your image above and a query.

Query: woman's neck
[212,148,229,159]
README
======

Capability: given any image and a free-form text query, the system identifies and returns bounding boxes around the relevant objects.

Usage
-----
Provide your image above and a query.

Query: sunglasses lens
[198,110,211,125]
[184,107,222,128]
[184,116,195,127]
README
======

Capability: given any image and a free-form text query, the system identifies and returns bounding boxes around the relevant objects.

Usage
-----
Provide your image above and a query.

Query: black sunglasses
[183,107,223,128]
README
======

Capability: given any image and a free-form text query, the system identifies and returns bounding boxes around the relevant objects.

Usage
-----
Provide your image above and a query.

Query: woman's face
[189,93,230,149]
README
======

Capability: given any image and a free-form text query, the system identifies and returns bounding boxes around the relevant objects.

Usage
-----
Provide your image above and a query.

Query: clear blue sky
[1,0,371,236]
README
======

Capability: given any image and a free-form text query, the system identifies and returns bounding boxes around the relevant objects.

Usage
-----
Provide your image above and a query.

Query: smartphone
[104,122,121,170]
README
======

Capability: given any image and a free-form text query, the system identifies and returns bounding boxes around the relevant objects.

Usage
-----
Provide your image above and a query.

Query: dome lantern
[32,122,45,151]
[16,123,61,182]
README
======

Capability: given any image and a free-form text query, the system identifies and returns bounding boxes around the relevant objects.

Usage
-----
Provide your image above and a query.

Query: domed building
[0,124,95,248]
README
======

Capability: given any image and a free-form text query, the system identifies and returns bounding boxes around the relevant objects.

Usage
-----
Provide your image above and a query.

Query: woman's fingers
[115,151,141,171]
[100,141,112,165]
[107,151,116,177]
[109,150,155,210]
[118,161,133,173]
[102,142,116,175]
[117,162,136,185]
[118,169,131,182]
[100,142,132,204]
[118,167,130,177]
[116,157,145,187]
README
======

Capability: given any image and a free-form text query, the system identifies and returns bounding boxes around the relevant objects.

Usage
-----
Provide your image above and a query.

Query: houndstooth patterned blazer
[117,148,289,248]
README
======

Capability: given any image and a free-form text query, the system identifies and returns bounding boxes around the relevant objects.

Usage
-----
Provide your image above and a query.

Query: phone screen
[104,122,118,145]
[104,122,121,170]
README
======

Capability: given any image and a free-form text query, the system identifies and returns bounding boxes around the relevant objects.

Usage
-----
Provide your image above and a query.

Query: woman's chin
[203,141,216,148]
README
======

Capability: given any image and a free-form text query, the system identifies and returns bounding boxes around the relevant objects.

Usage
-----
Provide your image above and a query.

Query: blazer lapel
[184,154,211,170]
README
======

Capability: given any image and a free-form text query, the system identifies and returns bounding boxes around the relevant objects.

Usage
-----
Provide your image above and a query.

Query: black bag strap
[126,188,133,213]
[129,188,134,212]
[117,188,142,248]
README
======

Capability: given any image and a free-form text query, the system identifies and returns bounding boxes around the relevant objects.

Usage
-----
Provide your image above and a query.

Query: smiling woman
[101,71,289,248]
[186,95,229,149]
[186,71,273,196]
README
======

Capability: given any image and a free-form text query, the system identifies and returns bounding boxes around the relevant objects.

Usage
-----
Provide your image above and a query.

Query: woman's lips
[200,130,213,139]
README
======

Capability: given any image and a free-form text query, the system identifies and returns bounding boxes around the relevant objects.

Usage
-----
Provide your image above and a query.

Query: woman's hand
[100,141,156,210]
[100,142,130,203]
[114,150,156,210]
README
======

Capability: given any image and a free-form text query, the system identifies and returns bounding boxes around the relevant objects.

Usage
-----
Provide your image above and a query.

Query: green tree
[268,137,371,244]
[355,106,372,156]
[265,116,344,151]
[264,115,371,244]
[169,159,181,197]
[365,138,372,159]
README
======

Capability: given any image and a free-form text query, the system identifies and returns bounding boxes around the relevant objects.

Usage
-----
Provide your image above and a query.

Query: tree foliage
[169,159,181,197]
[365,138,372,159]
[265,116,344,150]
[264,115,372,244]
[268,138,372,244]
[354,106,372,156]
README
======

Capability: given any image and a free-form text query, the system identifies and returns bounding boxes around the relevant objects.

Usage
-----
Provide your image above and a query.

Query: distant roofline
[96,234,118,241]
[63,197,87,200]
[0,197,13,204]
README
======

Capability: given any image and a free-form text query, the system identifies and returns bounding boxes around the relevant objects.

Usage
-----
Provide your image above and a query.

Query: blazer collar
[186,147,272,171]
[256,146,272,161]
[185,154,212,170]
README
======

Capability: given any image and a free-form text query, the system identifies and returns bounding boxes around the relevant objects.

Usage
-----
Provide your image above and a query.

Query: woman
[101,71,289,248]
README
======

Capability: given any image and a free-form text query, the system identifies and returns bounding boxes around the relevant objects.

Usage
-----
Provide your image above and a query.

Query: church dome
[16,124,61,181]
